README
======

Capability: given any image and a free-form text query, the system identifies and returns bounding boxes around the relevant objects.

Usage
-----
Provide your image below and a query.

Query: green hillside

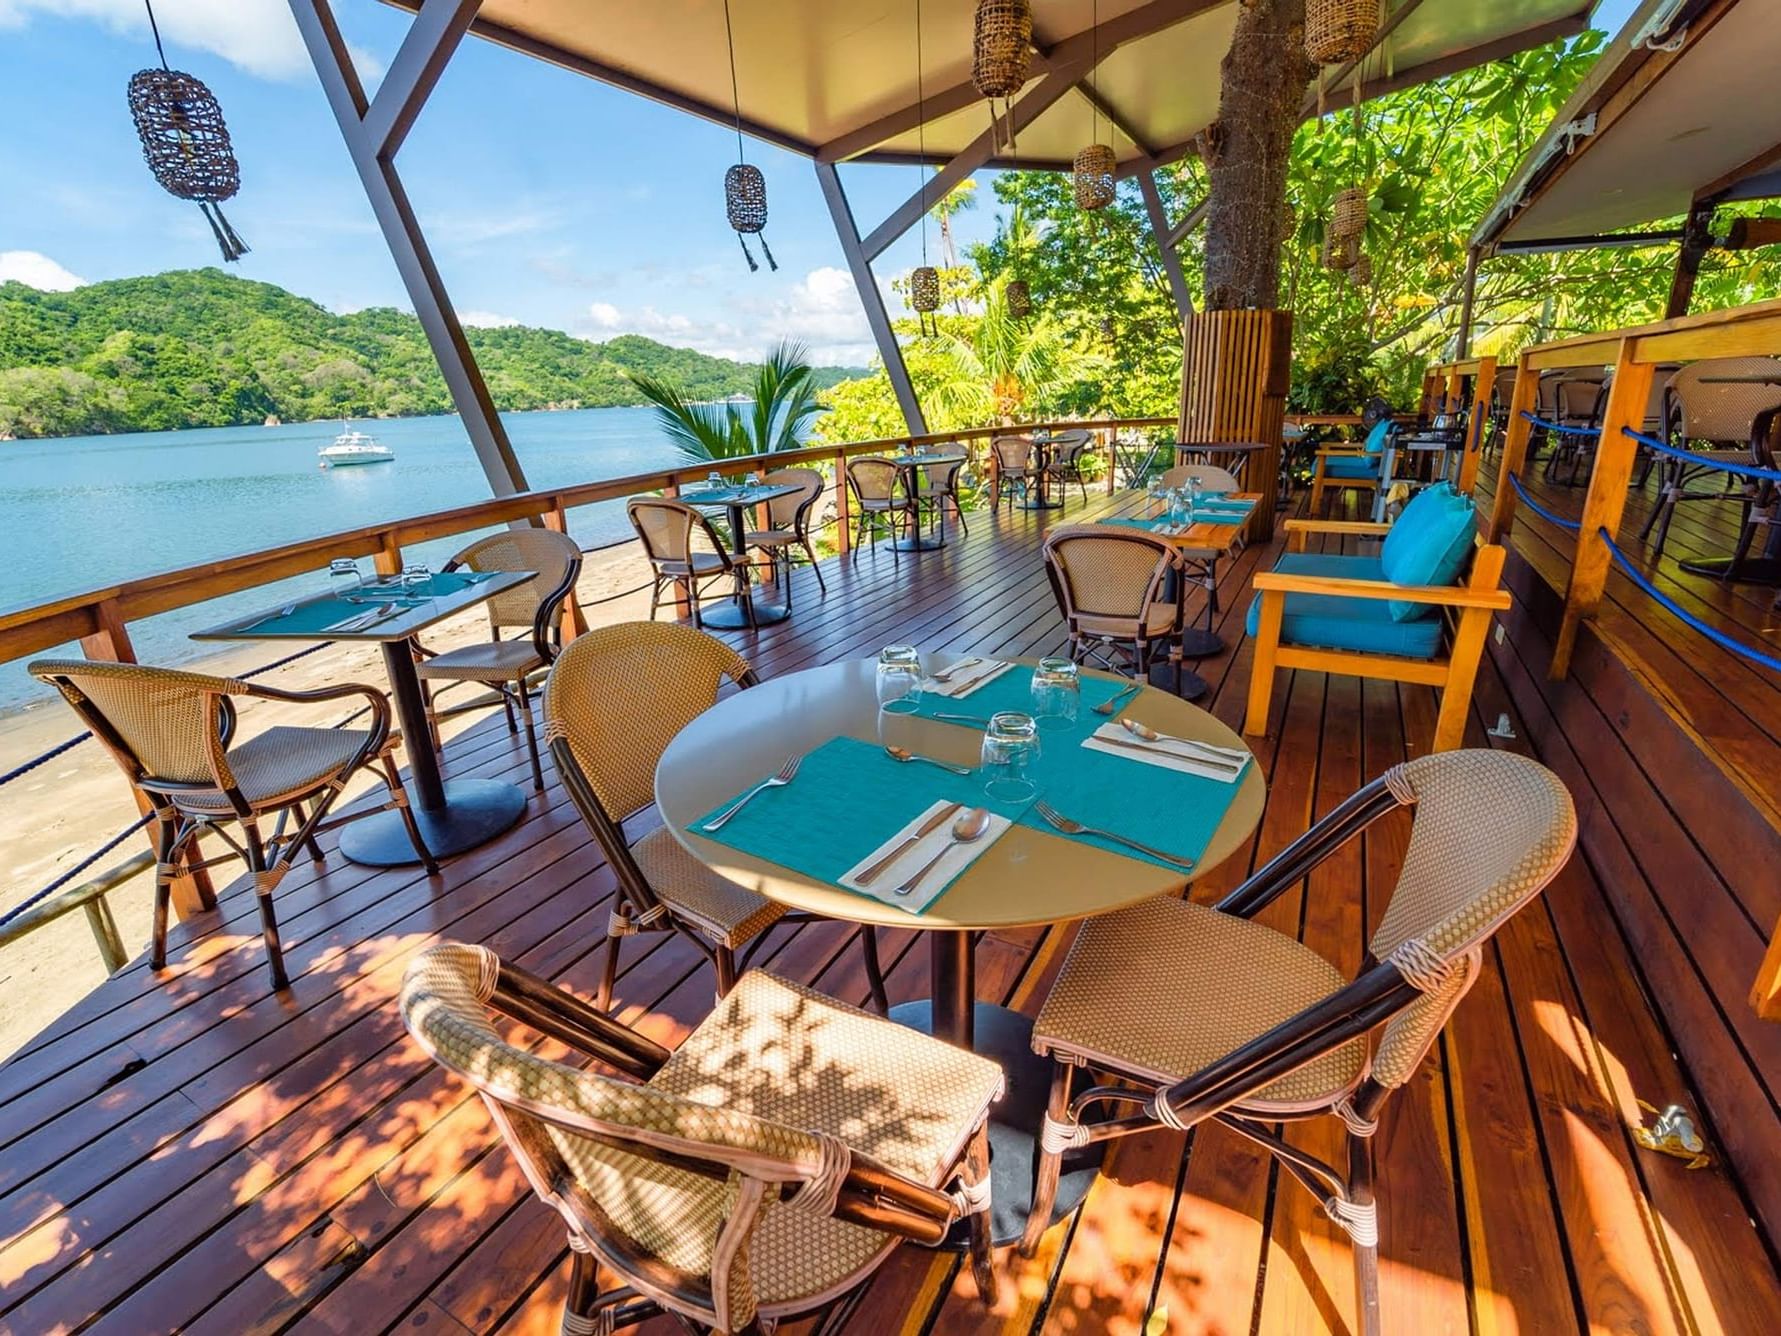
[0,269,862,439]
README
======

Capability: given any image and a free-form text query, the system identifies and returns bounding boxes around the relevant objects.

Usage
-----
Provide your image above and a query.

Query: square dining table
[885,448,969,551]
[686,480,805,627]
[192,568,535,865]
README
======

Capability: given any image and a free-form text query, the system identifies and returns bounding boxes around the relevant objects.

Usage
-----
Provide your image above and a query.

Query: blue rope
[1506,473,1582,532]
[1596,527,1781,674]
[1519,411,1599,437]
[1620,427,1781,483]
[0,811,155,929]
[0,731,91,789]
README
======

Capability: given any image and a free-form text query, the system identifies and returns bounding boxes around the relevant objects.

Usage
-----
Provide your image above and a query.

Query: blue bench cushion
[1321,455,1379,480]
[1245,553,1444,660]
[1380,483,1477,622]
[1362,418,1392,454]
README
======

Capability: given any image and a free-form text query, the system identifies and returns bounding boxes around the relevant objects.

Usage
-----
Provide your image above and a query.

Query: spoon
[884,745,972,776]
[895,807,992,896]
[1119,718,1244,769]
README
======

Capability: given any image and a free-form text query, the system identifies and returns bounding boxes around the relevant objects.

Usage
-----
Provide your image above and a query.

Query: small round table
[655,655,1265,1245]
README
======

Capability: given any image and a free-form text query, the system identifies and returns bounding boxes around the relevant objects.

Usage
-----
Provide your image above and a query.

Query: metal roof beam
[1075,83,1159,160]
[363,0,482,158]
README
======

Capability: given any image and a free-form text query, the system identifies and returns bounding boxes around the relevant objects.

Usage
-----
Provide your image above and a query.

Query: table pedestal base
[1148,659,1210,701]
[338,777,527,866]
[698,599,790,629]
[1178,628,1225,659]
[1677,555,1781,587]
[890,1000,1104,1248]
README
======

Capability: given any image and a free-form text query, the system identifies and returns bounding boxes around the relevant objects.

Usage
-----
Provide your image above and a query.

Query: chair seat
[173,726,371,815]
[1032,896,1368,1113]
[1321,455,1380,480]
[1244,554,1445,659]
[1075,600,1180,641]
[632,825,784,948]
[744,528,798,548]
[651,551,731,577]
[645,971,1006,1309]
[416,639,545,682]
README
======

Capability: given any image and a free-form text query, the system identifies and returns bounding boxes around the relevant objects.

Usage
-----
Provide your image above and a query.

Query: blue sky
[0,1,1638,367]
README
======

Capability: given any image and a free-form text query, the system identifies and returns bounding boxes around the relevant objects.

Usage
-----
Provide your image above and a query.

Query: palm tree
[627,340,824,462]
[925,275,1085,424]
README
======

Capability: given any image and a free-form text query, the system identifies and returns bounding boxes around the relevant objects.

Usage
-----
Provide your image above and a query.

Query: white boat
[318,425,394,469]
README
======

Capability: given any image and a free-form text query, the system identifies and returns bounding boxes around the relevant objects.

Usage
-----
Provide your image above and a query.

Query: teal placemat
[237,571,494,635]
[906,664,1127,725]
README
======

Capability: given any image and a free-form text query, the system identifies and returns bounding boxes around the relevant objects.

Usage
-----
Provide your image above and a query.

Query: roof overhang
[1474,0,1781,250]
[379,0,1596,178]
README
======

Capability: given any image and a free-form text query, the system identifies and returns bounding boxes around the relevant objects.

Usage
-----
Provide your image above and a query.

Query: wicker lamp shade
[1349,253,1373,287]
[1073,144,1117,211]
[973,0,1031,148]
[1323,232,1359,272]
[911,265,941,335]
[725,163,778,272]
[127,68,249,262]
[1330,186,1368,241]
[1006,278,1032,318]
[1305,0,1380,64]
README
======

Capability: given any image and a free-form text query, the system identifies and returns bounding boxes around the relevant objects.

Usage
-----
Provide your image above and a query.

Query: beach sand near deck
[0,542,666,1059]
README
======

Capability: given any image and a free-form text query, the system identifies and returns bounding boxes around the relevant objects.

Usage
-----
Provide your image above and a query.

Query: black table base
[1019,495,1065,511]
[1178,628,1224,659]
[1148,659,1210,701]
[698,597,790,629]
[1677,555,1781,587]
[889,529,949,552]
[338,776,527,865]
[891,999,1103,1248]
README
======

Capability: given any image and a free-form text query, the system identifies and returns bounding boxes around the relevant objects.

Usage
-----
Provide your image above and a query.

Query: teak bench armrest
[1283,518,1391,539]
[1251,571,1512,611]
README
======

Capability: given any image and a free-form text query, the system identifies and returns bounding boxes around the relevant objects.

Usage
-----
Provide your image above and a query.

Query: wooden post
[661,481,692,619]
[371,535,404,578]
[1457,355,1497,495]
[1553,341,1655,679]
[1665,199,1716,319]
[1485,355,1539,543]
[1179,309,1293,540]
[1444,367,1465,415]
[80,600,214,918]
[832,451,852,556]
[540,501,588,639]
[1455,245,1481,358]
[1752,927,1781,1020]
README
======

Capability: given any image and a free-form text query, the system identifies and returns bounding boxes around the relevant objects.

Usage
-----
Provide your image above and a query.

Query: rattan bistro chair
[989,435,1040,512]
[413,528,582,794]
[744,466,827,603]
[917,456,971,538]
[1021,749,1576,1335]
[29,659,437,989]
[1042,525,1188,688]
[1640,357,1781,558]
[400,945,1004,1333]
[543,622,890,1014]
[630,497,755,629]
[1044,428,1094,503]
[844,457,919,554]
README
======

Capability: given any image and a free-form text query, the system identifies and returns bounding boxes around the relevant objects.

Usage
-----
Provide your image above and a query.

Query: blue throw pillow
[1362,418,1392,455]
[1380,483,1477,622]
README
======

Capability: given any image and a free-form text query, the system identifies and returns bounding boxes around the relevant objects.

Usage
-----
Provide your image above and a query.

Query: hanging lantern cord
[723,0,773,272]
[144,0,169,70]
[916,0,933,335]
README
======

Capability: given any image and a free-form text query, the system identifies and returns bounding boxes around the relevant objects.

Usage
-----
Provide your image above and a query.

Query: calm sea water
[1,407,693,709]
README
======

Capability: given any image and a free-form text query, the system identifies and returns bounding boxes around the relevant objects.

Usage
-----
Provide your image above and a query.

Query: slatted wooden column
[1178,309,1293,539]
[1457,355,1497,495]
[1485,354,1539,543]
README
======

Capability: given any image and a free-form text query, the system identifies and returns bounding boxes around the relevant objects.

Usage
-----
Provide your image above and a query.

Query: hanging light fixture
[909,0,940,334]
[127,0,248,262]
[1305,0,1380,65]
[1329,186,1367,241]
[1006,278,1032,319]
[721,0,775,271]
[1349,252,1373,288]
[1323,231,1358,272]
[972,0,1031,151]
[1073,0,1115,211]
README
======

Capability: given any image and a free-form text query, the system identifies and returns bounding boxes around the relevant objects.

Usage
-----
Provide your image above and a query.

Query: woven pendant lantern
[127,5,248,262]
[1074,143,1117,211]
[1306,0,1380,64]
[1006,277,1032,319]
[1330,186,1368,241]
[721,1,776,272]
[1323,232,1358,272]
[910,265,941,335]
[972,0,1031,150]
[1349,252,1373,288]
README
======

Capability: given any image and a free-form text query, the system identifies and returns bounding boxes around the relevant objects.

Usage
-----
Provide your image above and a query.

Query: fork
[1093,681,1144,716]
[1033,801,1195,870]
[701,755,801,831]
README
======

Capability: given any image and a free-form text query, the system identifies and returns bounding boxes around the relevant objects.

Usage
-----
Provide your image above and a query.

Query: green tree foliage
[0,269,862,439]
[627,340,825,462]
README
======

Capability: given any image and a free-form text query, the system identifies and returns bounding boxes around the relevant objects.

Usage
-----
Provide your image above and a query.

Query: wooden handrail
[0,416,1173,665]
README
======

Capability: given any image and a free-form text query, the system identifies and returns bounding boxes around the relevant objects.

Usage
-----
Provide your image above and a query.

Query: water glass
[1187,473,1203,515]
[1031,657,1080,732]
[400,561,430,593]
[1167,488,1188,526]
[328,558,363,599]
[706,470,722,491]
[1146,477,1166,517]
[876,644,924,715]
[746,470,762,487]
[981,712,1040,803]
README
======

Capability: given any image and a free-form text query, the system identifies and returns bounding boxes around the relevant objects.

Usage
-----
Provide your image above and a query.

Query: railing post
[1445,366,1465,416]
[1485,355,1539,544]
[660,480,693,619]
[372,534,404,579]
[832,451,852,556]
[1554,340,1655,679]
[79,599,214,918]
[540,499,588,639]
[1457,355,1496,495]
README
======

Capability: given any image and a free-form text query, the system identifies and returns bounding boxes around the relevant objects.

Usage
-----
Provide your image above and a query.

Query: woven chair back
[1365,750,1575,1085]
[1157,464,1241,492]
[29,658,234,789]
[992,436,1033,473]
[761,467,823,530]
[399,942,827,1331]
[1043,526,1175,627]
[1669,357,1781,443]
[628,497,721,568]
[453,528,581,632]
[847,457,901,504]
[1553,378,1604,426]
[542,621,751,820]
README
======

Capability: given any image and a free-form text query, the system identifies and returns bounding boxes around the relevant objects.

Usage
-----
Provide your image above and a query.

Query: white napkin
[920,658,1016,698]
[1081,722,1250,783]
[840,801,1011,912]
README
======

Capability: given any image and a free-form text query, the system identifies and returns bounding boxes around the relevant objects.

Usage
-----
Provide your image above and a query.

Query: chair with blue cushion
[1309,418,1398,519]
[1244,484,1510,753]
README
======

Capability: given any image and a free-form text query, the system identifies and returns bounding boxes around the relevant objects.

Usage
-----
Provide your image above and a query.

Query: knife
[857,803,963,885]
[1097,736,1244,772]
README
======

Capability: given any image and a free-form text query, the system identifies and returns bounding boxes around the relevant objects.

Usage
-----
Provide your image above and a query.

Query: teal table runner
[906,664,1128,726]
[237,571,496,636]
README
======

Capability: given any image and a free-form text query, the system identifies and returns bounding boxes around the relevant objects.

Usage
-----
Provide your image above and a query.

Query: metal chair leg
[513,681,546,793]
[861,926,889,1014]
[243,820,290,990]
[379,756,440,876]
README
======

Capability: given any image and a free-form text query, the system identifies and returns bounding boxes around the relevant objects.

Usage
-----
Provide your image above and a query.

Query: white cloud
[0,251,86,291]
[0,0,382,82]
[459,310,520,328]
[586,302,624,330]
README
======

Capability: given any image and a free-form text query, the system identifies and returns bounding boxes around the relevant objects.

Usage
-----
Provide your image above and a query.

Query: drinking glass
[400,561,430,593]
[1187,473,1203,516]
[706,470,722,491]
[1167,488,1188,526]
[328,558,363,600]
[876,644,924,715]
[1146,477,1166,517]
[746,470,762,487]
[1031,657,1080,732]
[980,712,1040,803]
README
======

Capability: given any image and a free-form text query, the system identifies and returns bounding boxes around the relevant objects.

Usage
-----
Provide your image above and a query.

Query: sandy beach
[0,541,662,1059]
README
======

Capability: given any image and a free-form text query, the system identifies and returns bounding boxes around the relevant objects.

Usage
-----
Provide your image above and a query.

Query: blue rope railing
[1621,427,1781,483]
[1519,411,1599,437]
[0,811,154,930]
[1505,473,1583,532]
[1597,527,1781,674]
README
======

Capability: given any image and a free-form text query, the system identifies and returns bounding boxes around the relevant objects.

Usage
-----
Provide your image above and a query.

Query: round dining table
[655,653,1265,1245]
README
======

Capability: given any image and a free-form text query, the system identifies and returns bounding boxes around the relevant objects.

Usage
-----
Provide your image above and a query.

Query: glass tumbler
[328,558,364,600]
[981,712,1040,803]
[876,644,924,715]
[1031,656,1080,732]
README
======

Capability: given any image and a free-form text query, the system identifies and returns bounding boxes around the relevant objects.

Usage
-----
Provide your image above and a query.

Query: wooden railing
[1421,354,1499,494]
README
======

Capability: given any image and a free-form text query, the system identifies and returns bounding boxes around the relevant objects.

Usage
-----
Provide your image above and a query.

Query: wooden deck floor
[2,481,1779,1336]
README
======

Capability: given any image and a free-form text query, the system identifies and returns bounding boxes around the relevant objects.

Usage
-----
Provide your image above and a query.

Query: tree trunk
[1203,0,1318,311]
